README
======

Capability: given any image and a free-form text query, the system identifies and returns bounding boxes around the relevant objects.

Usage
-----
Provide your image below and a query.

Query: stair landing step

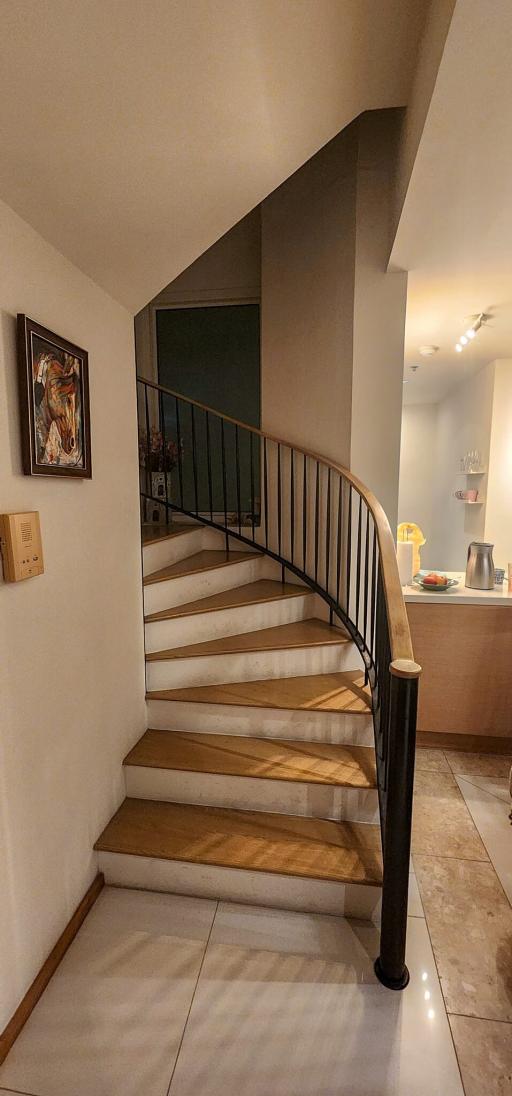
[145,579,309,623]
[125,730,377,788]
[142,523,196,546]
[144,549,258,586]
[95,799,382,886]
[146,618,349,662]
[148,670,371,713]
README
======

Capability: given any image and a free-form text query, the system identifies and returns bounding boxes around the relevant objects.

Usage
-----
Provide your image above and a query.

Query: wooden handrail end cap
[390,658,422,680]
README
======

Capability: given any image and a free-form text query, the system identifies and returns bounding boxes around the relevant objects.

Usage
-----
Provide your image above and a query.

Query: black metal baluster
[277,443,282,559]
[263,436,269,551]
[290,447,295,565]
[249,432,255,543]
[336,475,343,609]
[206,411,213,521]
[326,467,331,598]
[235,425,241,535]
[302,454,307,573]
[355,493,362,634]
[370,521,377,661]
[363,506,370,681]
[158,388,169,525]
[314,461,320,583]
[191,404,199,515]
[221,418,229,552]
[144,385,151,505]
[175,396,184,510]
[346,485,352,616]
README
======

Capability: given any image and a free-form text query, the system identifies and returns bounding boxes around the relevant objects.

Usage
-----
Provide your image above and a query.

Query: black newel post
[375,663,420,990]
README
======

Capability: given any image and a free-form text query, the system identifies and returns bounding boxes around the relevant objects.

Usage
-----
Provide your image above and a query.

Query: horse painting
[33,350,82,465]
[17,316,91,478]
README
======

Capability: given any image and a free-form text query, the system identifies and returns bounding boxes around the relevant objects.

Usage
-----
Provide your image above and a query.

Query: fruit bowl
[412,571,459,592]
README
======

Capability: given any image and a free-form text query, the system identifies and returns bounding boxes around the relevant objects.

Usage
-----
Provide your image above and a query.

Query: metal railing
[137,374,421,990]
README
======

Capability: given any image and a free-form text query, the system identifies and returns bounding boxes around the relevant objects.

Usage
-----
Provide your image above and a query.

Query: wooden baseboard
[0,872,104,1065]
[417,731,512,755]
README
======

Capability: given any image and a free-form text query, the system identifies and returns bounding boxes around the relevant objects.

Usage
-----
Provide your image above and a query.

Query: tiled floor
[413,746,512,1095]
[0,745,510,1096]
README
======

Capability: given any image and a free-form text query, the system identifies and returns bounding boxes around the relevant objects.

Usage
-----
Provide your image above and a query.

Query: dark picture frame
[17,315,92,478]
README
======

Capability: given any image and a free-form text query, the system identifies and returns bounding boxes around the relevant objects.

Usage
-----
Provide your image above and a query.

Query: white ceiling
[392,0,512,406]
[0,0,425,313]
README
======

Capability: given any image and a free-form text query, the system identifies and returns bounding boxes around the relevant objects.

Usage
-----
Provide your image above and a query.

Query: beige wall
[398,403,439,570]
[154,208,260,306]
[485,359,512,568]
[399,361,496,571]
[261,112,406,526]
[260,127,357,465]
[391,0,455,244]
[433,361,494,570]
[351,112,407,529]
[0,199,146,1029]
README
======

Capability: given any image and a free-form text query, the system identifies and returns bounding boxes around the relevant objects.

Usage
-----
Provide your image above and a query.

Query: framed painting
[17,315,92,478]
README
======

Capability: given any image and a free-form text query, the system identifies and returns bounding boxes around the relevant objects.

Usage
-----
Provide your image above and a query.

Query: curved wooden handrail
[137,375,420,677]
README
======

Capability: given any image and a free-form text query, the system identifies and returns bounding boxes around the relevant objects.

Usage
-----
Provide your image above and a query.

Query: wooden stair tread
[95,798,382,886]
[145,579,308,622]
[142,523,196,545]
[148,670,371,713]
[146,618,349,662]
[144,550,258,585]
[125,729,376,788]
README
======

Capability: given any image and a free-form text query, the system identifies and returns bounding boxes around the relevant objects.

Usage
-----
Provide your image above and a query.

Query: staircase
[96,520,383,918]
[96,377,421,989]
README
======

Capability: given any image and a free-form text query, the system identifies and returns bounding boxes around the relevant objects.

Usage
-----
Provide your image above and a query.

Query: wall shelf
[456,470,486,475]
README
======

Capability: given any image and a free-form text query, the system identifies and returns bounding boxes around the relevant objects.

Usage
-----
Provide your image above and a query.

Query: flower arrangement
[139,428,182,473]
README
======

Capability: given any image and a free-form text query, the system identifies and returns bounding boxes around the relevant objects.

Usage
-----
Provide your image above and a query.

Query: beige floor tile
[0,888,217,1096]
[415,748,450,772]
[449,1014,512,1096]
[168,905,463,1096]
[414,855,512,1022]
[456,776,512,904]
[412,771,489,860]
[445,751,512,779]
[459,773,511,804]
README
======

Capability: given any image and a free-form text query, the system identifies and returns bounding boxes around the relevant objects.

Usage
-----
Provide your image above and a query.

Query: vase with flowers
[139,428,182,521]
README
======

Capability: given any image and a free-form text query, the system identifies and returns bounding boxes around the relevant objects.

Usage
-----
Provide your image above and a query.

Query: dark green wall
[156,304,260,517]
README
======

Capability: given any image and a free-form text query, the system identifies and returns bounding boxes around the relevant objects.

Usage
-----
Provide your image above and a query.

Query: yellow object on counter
[397,522,426,575]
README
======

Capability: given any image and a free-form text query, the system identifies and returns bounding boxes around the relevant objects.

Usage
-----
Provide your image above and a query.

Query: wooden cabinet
[407,603,512,740]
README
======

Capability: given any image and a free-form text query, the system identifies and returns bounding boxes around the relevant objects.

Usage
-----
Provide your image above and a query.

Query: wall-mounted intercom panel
[0,511,44,582]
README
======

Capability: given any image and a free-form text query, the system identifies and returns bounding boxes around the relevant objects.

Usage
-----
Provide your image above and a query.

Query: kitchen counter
[404,573,512,742]
[404,571,512,605]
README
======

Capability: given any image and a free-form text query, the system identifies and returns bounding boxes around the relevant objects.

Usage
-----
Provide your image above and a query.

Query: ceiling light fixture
[454,313,489,352]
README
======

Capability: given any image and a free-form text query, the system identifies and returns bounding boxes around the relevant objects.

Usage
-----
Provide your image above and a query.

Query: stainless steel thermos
[465,542,495,590]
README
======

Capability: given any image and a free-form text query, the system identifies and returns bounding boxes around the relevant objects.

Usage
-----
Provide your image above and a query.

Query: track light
[454,313,489,352]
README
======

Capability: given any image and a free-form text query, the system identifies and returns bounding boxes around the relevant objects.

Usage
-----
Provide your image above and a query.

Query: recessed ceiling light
[419,345,439,357]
